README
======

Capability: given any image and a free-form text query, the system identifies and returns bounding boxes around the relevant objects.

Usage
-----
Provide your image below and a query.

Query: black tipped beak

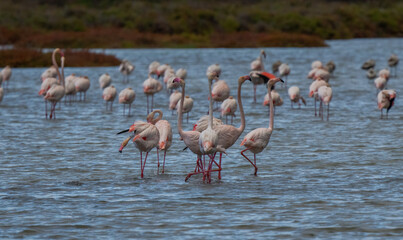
[279,78,284,83]
[119,150,122,153]
[116,129,130,135]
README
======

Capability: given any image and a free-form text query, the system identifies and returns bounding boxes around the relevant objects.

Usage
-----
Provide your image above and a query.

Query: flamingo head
[239,75,251,84]
[309,90,314,98]
[159,141,166,150]
[167,77,183,89]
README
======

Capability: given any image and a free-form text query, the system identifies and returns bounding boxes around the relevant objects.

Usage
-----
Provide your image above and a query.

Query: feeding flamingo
[102,85,117,111]
[119,87,136,116]
[288,86,306,109]
[377,90,396,119]
[44,48,65,119]
[240,72,283,175]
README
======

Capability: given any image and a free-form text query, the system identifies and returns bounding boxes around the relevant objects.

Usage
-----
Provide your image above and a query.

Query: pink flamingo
[148,61,160,77]
[249,70,267,103]
[169,90,182,114]
[317,86,333,121]
[155,115,172,174]
[309,79,329,116]
[377,90,396,119]
[176,95,193,123]
[119,60,135,83]
[99,73,111,89]
[156,64,170,79]
[192,115,223,132]
[44,48,65,119]
[374,77,387,92]
[220,96,237,124]
[176,68,187,80]
[250,50,266,71]
[64,74,77,104]
[211,79,230,105]
[278,63,290,87]
[143,77,162,114]
[1,66,12,89]
[102,85,117,111]
[119,87,136,116]
[41,66,57,81]
[378,68,390,81]
[263,87,283,115]
[75,76,90,101]
[288,86,306,109]
[206,64,221,82]
[240,72,283,175]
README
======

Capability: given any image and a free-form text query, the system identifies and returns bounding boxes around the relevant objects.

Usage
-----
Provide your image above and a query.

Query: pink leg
[241,148,258,175]
[157,148,160,173]
[314,98,317,116]
[140,152,143,177]
[218,153,222,179]
[146,95,149,114]
[141,152,149,178]
[151,95,154,112]
[253,85,257,103]
[162,150,166,173]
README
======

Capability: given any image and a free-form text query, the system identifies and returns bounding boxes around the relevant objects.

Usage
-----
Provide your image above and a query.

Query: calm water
[1,39,402,239]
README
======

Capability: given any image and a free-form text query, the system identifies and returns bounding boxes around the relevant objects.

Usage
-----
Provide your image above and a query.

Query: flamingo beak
[279,78,284,83]
[244,75,251,81]
[309,91,314,97]
[116,129,130,135]
[203,141,213,152]
[159,141,166,150]
[129,124,136,132]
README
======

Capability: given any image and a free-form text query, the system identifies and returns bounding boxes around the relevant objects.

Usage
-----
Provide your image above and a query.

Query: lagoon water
[1,38,402,239]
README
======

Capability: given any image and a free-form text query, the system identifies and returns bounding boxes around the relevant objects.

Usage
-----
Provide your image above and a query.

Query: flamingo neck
[60,57,65,88]
[237,81,245,132]
[177,83,185,135]
[208,79,213,129]
[52,49,62,86]
[268,83,274,130]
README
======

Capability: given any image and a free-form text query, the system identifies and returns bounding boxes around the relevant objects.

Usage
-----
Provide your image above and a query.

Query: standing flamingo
[44,48,65,119]
[176,95,193,123]
[102,85,117,111]
[148,61,160,77]
[206,64,222,81]
[119,60,135,83]
[388,54,399,77]
[1,66,12,89]
[155,115,172,174]
[263,87,283,115]
[99,73,111,89]
[119,87,136,116]
[220,96,237,124]
[176,68,187,80]
[64,74,77,104]
[169,90,182,114]
[240,72,283,175]
[374,77,387,92]
[378,68,390,81]
[41,66,57,81]
[250,50,266,71]
[211,79,230,108]
[249,71,267,103]
[272,61,282,74]
[317,86,333,121]
[75,76,90,101]
[192,115,223,132]
[143,77,162,114]
[278,63,290,87]
[377,90,396,119]
[309,79,329,117]
[156,64,170,79]
[288,86,306,109]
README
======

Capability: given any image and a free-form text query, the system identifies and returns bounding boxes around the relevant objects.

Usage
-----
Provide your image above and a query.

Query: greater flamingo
[317,86,333,121]
[288,86,306,109]
[250,49,266,71]
[388,54,399,77]
[250,70,266,103]
[278,63,290,87]
[1,66,12,89]
[176,68,187,80]
[192,115,223,132]
[155,115,172,173]
[102,85,117,111]
[64,73,77,104]
[44,48,65,119]
[143,77,162,114]
[156,64,170,79]
[75,76,90,101]
[377,90,396,119]
[99,73,111,89]
[119,60,135,83]
[148,61,160,77]
[220,96,237,124]
[176,95,193,123]
[263,87,283,115]
[272,61,282,74]
[378,68,390,81]
[374,77,387,92]
[240,72,283,175]
[206,64,221,81]
[41,66,57,81]
[211,79,230,108]
[0,87,3,103]
[169,90,182,114]
[309,79,329,116]
[119,87,136,116]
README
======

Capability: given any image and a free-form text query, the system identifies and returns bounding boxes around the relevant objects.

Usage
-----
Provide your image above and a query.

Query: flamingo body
[99,73,111,89]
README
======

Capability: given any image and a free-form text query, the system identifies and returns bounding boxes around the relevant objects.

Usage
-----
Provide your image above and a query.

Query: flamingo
[198,76,226,182]
[143,77,162,114]
[44,48,65,119]
[148,61,160,77]
[119,60,135,83]
[317,86,333,121]
[278,63,290,87]
[1,66,12,89]
[176,95,193,123]
[206,64,221,81]
[288,86,306,109]
[102,85,117,111]
[99,73,111,89]
[272,61,282,74]
[75,76,90,101]
[374,77,387,92]
[211,79,230,108]
[163,67,175,90]
[362,59,376,70]
[388,54,399,77]
[250,49,266,71]
[192,115,223,132]
[119,87,136,116]
[325,61,336,74]
[169,90,182,114]
[41,66,57,81]
[377,90,396,119]
[213,75,251,179]
[39,77,57,117]
[155,115,172,174]
[176,68,187,80]
[0,87,3,103]
[311,60,323,69]
[313,68,330,82]
[220,96,237,124]
[249,70,267,103]
[263,87,283,115]
[156,64,170,79]
[240,72,283,175]
[378,68,390,80]
[64,73,77,104]
[309,79,329,116]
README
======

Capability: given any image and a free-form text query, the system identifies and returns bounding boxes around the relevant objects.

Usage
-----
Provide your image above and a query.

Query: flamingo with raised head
[44,48,65,119]
[102,85,117,111]
[119,87,136,116]
[288,86,306,109]
[1,66,12,89]
[317,86,333,121]
[99,73,111,89]
[377,90,396,119]
[250,49,266,71]
[240,72,283,175]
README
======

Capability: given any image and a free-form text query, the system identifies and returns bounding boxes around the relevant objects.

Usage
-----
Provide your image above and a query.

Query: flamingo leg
[146,95,149,114]
[151,95,154,112]
[141,152,149,178]
[327,103,330,121]
[218,153,222,179]
[241,148,258,175]
[162,150,166,173]
[157,148,160,173]
[314,98,317,116]
[253,84,257,103]
[45,100,48,119]
[185,156,203,182]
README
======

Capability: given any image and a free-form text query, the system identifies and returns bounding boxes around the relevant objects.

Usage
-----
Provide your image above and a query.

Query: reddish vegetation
[0,48,121,68]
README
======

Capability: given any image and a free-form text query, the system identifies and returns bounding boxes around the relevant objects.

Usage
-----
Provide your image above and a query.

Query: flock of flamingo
[0,48,399,182]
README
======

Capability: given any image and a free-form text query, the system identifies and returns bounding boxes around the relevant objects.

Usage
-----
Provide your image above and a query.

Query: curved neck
[60,57,65,87]
[52,49,62,86]
[268,84,274,130]
[150,110,163,124]
[177,83,185,135]
[237,80,246,132]
[208,79,213,129]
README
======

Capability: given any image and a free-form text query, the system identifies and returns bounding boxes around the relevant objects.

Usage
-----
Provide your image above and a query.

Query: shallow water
[1,38,402,239]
